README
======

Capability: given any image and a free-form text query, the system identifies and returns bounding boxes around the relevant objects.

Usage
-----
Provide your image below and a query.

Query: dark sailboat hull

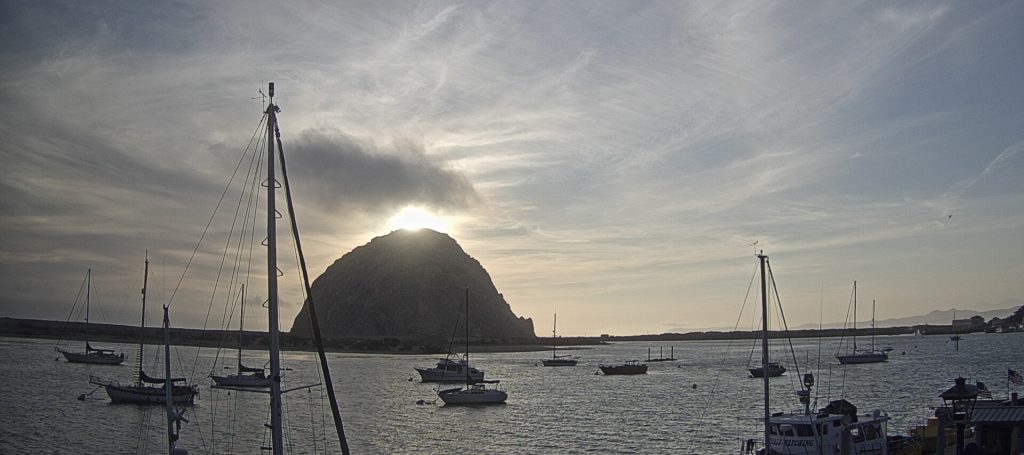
[542,358,578,366]
[60,350,126,365]
[103,383,198,404]
[599,364,647,375]
[836,352,888,364]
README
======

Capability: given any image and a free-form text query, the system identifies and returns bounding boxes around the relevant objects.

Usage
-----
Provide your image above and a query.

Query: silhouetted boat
[57,269,126,365]
[541,313,578,366]
[210,284,270,388]
[599,360,648,375]
[836,282,888,365]
[747,361,786,378]
[415,357,485,383]
[90,253,198,404]
[438,289,507,405]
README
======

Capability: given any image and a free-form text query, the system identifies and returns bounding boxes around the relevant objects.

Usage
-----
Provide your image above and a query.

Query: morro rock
[290,229,536,341]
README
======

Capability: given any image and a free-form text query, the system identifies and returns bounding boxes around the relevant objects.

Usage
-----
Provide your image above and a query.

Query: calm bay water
[2,332,1022,454]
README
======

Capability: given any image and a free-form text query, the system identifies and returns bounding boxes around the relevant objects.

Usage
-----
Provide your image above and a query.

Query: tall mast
[238,284,245,375]
[163,306,177,455]
[757,251,770,452]
[852,280,858,352]
[552,313,557,359]
[265,82,285,455]
[464,288,470,386]
[85,268,91,349]
[871,299,876,352]
[138,251,149,386]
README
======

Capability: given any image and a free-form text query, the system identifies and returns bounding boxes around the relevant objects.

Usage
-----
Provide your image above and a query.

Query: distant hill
[290,229,536,341]
[667,301,1023,333]
[789,301,1023,330]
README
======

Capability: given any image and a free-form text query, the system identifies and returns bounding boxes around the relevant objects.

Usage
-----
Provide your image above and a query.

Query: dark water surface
[2,332,1022,453]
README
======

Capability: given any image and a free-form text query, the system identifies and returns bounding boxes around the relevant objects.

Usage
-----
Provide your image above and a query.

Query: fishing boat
[210,284,270,388]
[741,252,891,455]
[90,253,198,404]
[56,269,127,365]
[438,289,507,405]
[599,360,648,375]
[747,361,786,378]
[836,282,888,365]
[541,313,578,366]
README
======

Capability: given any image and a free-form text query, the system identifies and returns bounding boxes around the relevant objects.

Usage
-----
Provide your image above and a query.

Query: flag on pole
[976,381,993,399]
[1010,368,1024,386]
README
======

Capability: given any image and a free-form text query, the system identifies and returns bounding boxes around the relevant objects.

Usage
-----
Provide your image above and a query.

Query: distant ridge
[791,301,1023,330]
[290,229,536,341]
[667,301,1023,333]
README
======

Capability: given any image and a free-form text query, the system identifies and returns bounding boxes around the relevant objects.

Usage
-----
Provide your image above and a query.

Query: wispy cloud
[1,1,1022,334]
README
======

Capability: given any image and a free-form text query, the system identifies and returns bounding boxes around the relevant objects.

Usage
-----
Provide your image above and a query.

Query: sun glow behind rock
[387,206,450,233]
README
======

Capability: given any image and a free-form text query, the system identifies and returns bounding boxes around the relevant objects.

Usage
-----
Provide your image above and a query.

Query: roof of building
[970,406,1024,424]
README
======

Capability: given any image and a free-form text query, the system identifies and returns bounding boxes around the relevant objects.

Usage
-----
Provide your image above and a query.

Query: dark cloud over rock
[285,130,479,214]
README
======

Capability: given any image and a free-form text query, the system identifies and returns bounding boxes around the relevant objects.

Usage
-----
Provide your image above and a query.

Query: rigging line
[191,132,267,384]
[91,281,110,329]
[766,260,804,392]
[815,283,824,410]
[210,146,266,376]
[166,114,267,310]
[55,272,89,349]
[836,284,856,356]
[275,118,352,455]
[697,260,759,424]
[308,388,319,455]
[188,166,258,382]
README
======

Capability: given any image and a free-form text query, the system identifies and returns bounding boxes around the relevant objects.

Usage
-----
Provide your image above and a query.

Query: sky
[1,1,1022,337]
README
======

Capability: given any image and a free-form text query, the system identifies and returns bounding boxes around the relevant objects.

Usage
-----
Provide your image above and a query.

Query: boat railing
[739,436,762,454]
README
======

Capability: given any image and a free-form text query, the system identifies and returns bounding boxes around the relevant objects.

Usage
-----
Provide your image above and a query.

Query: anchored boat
[56,269,127,365]
[836,281,888,365]
[438,289,507,405]
[90,253,198,404]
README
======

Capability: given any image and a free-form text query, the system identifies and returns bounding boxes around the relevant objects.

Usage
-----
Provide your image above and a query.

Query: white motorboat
[415,357,484,383]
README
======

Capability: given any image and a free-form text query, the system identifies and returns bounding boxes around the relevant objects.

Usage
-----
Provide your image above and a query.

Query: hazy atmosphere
[2,1,1022,336]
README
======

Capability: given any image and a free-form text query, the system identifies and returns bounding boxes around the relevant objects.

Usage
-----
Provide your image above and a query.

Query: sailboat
[90,253,199,404]
[438,288,507,405]
[221,82,350,454]
[57,269,127,365]
[742,252,891,455]
[836,281,888,365]
[541,313,578,366]
[210,284,270,387]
